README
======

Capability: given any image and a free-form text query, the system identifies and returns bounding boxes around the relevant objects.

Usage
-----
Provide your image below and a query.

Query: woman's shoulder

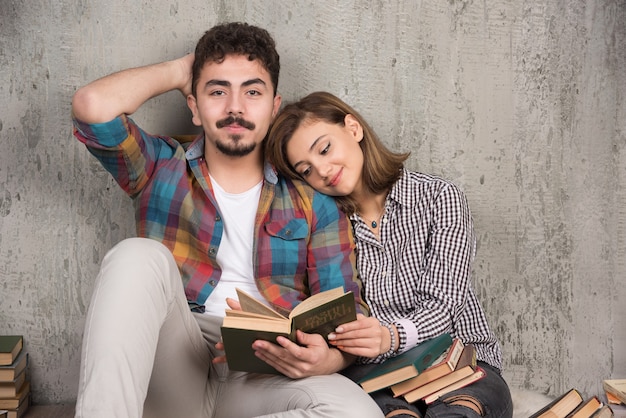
[401,169,462,192]
[397,171,472,219]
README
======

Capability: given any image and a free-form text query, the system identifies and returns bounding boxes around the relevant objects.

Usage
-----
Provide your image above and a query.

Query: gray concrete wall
[0,0,624,405]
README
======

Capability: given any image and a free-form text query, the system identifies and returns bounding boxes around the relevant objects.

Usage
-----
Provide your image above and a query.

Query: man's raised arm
[71,54,194,124]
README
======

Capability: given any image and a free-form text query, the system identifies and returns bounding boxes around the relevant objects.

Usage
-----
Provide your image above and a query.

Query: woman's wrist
[381,323,398,357]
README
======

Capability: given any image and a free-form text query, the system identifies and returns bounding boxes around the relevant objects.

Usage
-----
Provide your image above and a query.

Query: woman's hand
[327,314,395,358]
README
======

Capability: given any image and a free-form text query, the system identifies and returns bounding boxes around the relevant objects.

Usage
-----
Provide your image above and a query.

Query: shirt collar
[387,168,413,207]
[184,134,278,185]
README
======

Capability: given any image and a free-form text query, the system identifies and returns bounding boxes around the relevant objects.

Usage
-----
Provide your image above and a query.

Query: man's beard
[214,116,257,157]
[215,135,257,157]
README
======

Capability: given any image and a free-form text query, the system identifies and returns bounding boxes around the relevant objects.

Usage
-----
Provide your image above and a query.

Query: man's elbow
[71,86,108,123]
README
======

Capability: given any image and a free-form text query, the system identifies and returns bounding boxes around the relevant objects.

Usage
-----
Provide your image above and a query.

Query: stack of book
[0,336,30,418]
[603,379,626,418]
[356,333,486,405]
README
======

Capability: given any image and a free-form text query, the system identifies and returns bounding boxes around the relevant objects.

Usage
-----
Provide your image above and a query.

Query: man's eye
[248,90,261,96]
[210,90,225,96]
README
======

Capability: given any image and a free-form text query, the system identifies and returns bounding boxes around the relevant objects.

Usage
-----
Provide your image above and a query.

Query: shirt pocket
[264,218,309,240]
[262,218,310,280]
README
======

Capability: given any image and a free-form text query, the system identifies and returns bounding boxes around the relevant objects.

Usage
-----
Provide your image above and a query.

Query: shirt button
[215,214,221,222]
[209,280,217,287]
[285,229,292,236]
[384,300,390,307]
[208,247,217,256]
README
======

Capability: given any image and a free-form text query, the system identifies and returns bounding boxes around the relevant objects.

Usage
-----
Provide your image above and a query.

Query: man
[71,22,382,418]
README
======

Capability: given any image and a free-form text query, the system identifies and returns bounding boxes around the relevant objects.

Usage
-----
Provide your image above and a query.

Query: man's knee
[97,237,180,299]
[106,237,171,261]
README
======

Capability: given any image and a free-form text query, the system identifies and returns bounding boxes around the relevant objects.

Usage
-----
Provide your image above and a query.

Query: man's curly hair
[192,22,280,97]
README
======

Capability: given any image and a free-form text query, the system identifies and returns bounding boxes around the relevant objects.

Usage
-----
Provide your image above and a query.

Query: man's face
[187,54,281,157]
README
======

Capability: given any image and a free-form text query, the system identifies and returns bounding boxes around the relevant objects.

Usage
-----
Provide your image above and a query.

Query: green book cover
[221,288,357,374]
[0,336,23,367]
[358,333,453,393]
[290,292,356,337]
[221,327,292,374]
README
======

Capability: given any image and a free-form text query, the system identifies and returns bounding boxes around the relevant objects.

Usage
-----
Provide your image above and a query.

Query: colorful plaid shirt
[73,115,365,316]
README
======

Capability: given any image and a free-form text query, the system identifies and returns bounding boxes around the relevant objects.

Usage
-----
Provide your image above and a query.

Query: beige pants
[75,238,382,418]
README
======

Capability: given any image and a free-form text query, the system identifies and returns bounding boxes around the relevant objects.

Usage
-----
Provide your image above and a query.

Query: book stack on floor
[0,336,30,418]
[528,387,615,418]
[356,333,486,405]
[604,379,626,418]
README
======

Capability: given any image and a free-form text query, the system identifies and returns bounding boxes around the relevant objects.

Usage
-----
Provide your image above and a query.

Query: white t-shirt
[202,176,265,317]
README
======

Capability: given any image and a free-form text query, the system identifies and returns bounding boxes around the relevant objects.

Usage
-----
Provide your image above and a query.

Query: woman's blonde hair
[266,91,409,214]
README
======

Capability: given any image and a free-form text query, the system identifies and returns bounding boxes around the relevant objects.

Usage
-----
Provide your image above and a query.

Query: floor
[19,399,626,418]
[24,404,75,418]
[11,396,566,418]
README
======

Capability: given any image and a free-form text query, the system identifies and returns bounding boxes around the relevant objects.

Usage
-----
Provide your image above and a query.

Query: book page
[222,315,291,334]
[605,379,626,393]
[224,310,285,320]
[539,390,582,417]
[236,288,286,319]
[289,287,346,318]
[424,367,485,404]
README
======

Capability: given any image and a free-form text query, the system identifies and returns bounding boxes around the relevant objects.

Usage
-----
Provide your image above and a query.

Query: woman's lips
[328,168,342,187]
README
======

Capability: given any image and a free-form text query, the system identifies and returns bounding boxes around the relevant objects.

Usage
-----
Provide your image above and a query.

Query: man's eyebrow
[204,78,267,89]
[292,135,325,169]
[205,80,230,88]
[242,78,267,87]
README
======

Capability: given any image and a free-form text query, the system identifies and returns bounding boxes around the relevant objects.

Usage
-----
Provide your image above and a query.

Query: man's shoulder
[277,176,334,201]
[272,175,340,216]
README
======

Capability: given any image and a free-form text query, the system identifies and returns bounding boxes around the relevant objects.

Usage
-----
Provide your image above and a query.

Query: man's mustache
[216,116,256,130]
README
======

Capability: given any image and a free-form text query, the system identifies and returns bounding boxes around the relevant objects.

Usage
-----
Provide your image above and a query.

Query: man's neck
[204,148,264,194]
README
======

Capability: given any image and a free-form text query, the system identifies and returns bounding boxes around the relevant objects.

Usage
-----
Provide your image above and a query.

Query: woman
[266,91,513,418]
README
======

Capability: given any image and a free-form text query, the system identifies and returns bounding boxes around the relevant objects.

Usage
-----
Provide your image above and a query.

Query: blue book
[358,333,452,393]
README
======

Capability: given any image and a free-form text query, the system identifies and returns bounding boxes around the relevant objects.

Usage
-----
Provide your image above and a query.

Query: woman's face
[286,115,364,197]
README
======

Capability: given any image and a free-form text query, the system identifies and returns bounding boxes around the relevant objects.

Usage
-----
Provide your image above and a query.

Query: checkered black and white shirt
[350,169,502,370]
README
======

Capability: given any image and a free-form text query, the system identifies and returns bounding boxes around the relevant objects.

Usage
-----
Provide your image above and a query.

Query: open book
[221,287,357,374]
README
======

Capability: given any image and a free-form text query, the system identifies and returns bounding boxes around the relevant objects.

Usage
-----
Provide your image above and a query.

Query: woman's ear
[344,114,364,142]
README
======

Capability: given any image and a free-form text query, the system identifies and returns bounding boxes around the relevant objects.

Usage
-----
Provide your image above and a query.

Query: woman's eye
[320,143,330,155]
[301,167,312,177]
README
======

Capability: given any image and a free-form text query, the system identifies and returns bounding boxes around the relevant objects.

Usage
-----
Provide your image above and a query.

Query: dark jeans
[342,361,513,418]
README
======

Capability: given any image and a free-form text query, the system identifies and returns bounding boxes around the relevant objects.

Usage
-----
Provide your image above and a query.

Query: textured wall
[0,0,624,405]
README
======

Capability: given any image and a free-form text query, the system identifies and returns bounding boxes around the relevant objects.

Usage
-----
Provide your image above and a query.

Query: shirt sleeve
[396,183,475,352]
[72,115,177,197]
